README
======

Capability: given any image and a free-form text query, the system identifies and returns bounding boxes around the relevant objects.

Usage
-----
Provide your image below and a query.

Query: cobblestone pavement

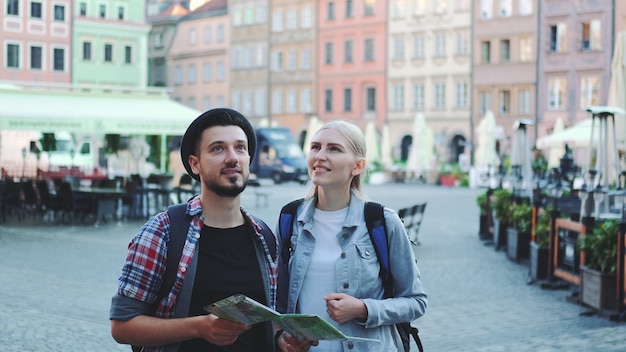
[0,183,624,351]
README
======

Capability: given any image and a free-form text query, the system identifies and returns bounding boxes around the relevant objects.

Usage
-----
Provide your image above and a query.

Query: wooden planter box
[529,241,549,281]
[580,266,617,311]
[506,227,530,262]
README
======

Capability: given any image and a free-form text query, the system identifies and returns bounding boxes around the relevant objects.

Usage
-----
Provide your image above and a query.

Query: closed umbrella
[365,122,380,167]
[547,117,565,168]
[380,123,393,170]
[406,113,432,180]
[474,111,499,168]
[608,31,626,149]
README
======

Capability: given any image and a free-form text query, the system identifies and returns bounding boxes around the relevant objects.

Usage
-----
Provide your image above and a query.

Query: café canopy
[0,85,200,136]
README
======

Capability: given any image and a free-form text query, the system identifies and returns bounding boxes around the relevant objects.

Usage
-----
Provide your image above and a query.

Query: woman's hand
[323,293,368,324]
[277,330,318,352]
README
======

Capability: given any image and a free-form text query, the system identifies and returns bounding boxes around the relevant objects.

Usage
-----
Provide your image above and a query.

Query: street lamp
[21,147,27,179]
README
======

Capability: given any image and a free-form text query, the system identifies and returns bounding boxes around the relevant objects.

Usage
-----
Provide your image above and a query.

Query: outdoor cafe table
[74,186,126,226]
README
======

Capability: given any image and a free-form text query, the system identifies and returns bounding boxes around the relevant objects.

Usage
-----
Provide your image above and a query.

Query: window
[301,48,311,69]
[53,48,64,71]
[30,46,42,69]
[31,2,42,19]
[187,97,196,110]
[413,84,425,110]
[203,96,212,111]
[216,25,225,42]
[393,85,404,110]
[344,88,352,112]
[481,41,491,63]
[325,42,333,64]
[79,2,86,16]
[272,50,283,71]
[272,90,283,114]
[243,92,252,115]
[301,7,312,28]
[392,0,406,19]
[83,42,92,60]
[500,39,510,62]
[499,0,512,17]
[124,46,132,64]
[54,5,65,21]
[394,37,405,60]
[434,0,448,14]
[287,9,297,29]
[325,89,333,112]
[456,31,468,55]
[104,44,113,62]
[414,35,424,59]
[519,0,532,15]
[479,92,492,114]
[99,4,106,18]
[344,40,353,63]
[7,43,19,68]
[580,76,599,108]
[549,23,567,53]
[434,83,446,109]
[327,2,335,20]
[414,0,425,16]
[216,96,225,108]
[366,87,376,111]
[364,39,374,61]
[288,50,297,70]
[272,10,283,31]
[582,20,601,51]
[118,6,125,20]
[498,90,510,114]
[189,29,197,46]
[287,90,297,113]
[435,33,446,57]
[203,63,212,82]
[216,61,225,81]
[364,0,375,15]
[154,33,163,48]
[456,82,468,108]
[519,89,531,114]
[255,90,265,115]
[174,65,183,85]
[548,78,566,110]
[7,0,18,15]
[480,0,493,19]
[519,37,532,62]
[301,88,312,113]
[346,0,354,17]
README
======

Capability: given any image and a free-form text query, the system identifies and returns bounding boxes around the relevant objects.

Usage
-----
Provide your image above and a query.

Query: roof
[0,88,201,135]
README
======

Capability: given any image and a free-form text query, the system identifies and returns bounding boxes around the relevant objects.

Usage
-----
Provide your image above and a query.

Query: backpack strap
[156,203,191,306]
[364,201,394,299]
[250,214,278,262]
[278,198,305,264]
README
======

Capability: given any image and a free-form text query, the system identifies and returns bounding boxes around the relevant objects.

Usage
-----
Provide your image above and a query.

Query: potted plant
[529,206,551,281]
[492,188,512,251]
[578,219,619,311]
[476,191,491,240]
[507,201,532,262]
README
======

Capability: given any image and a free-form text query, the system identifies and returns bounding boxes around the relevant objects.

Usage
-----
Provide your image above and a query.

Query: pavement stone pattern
[0,183,624,351]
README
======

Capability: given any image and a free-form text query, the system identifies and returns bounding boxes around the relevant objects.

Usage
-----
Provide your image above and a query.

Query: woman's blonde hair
[305,120,368,200]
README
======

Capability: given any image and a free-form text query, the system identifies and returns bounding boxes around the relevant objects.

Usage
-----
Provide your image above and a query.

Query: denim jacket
[276,194,427,351]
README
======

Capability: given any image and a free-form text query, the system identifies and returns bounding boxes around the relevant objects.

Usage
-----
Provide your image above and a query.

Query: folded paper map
[204,294,379,343]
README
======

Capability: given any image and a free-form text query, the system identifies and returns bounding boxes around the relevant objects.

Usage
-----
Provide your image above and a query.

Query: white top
[300,207,347,351]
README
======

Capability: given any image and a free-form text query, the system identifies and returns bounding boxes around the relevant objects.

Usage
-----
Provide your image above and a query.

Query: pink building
[1,0,72,84]
[316,0,387,130]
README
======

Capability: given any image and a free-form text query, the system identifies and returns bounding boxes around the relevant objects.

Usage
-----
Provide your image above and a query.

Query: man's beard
[205,175,247,197]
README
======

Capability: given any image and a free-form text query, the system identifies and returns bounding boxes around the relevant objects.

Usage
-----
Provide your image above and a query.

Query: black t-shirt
[179,224,270,352]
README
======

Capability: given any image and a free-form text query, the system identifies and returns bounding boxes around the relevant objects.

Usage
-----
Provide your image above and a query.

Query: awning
[0,88,200,135]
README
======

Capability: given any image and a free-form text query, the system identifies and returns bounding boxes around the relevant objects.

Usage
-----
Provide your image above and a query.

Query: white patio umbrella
[380,123,393,170]
[364,121,380,167]
[406,113,432,180]
[474,111,499,168]
[302,115,322,154]
[608,31,626,150]
[547,117,566,168]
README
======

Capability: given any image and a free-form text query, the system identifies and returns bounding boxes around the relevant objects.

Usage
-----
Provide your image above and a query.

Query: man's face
[188,125,250,197]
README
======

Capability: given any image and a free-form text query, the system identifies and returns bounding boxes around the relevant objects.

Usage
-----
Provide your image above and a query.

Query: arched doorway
[449,135,466,163]
[400,135,412,161]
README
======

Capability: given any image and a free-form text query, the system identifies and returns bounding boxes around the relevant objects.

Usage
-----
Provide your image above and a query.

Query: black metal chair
[21,180,40,221]
[36,179,63,223]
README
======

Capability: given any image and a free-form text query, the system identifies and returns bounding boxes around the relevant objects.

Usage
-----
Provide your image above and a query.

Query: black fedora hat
[180,108,256,182]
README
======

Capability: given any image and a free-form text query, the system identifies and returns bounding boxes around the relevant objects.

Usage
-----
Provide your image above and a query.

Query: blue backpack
[278,199,423,352]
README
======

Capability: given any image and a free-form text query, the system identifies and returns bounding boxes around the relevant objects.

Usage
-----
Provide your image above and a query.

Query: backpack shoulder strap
[364,201,394,299]
[250,214,278,262]
[157,203,191,305]
[278,198,305,264]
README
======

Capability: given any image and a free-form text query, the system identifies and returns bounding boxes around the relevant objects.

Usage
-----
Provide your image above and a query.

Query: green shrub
[579,220,619,273]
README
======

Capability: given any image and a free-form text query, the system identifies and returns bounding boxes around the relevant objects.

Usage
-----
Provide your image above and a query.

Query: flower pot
[580,265,617,311]
[506,227,530,262]
[479,214,491,240]
[492,218,507,251]
[440,175,456,187]
[529,241,549,281]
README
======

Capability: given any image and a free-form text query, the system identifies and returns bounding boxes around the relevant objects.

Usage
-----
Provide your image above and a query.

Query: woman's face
[307,128,364,189]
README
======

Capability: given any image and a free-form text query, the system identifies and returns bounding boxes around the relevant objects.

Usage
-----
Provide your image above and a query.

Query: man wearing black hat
[110,108,279,352]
